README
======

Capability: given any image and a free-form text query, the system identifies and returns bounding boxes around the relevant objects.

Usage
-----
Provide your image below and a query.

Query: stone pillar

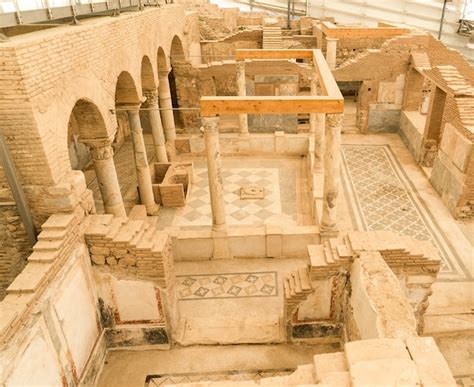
[158,70,177,159]
[310,78,325,171]
[326,37,338,70]
[202,117,232,259]
[86,138,126,218]
[144,90,168,163]
[126,107,159,215]
[320,113,343,233]
[236,61,249,136]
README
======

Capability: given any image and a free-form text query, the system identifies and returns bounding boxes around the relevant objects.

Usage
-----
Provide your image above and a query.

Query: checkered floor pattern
[173,168,294,227]
[177,271,278,300]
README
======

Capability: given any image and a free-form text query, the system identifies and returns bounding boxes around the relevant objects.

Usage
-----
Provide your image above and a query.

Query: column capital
[202,116,220,134]
[158,68,172,78]
[326,37,339,42]
[143,89,159,107]
[84,138,115,161]
[326,113,343,128]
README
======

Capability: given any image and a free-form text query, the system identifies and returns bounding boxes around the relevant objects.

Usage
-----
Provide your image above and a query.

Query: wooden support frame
[200,49,343,117]
[321,21,409,40]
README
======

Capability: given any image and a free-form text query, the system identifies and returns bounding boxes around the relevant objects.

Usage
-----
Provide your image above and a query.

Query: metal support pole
[438,0,448,40]
[287,0,291,29]
[0,132,37,246]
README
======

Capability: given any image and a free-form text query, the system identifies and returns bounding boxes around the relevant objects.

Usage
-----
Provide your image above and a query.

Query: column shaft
[203,117,227,230]
[326,37,338,70]
[236,61,249,136]
[158,72,177,159]
[88,140,126,218]
[145,91,168,162]
[321,113,342,233]
[127,108,159,215]
[203,117,232,259]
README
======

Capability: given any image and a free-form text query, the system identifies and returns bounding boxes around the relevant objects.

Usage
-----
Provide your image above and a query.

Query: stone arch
[170,35,185,66]
[67,98,108,170]
[140,55,157,94]
[157,46,169,73]
[114,71,141,145]
[115,71,141,105]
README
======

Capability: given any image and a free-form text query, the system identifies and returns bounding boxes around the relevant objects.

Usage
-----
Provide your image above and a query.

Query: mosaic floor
[177,271,278,300]
[173,167,296,227]
[145,369,294,386]
[342,144,471,281]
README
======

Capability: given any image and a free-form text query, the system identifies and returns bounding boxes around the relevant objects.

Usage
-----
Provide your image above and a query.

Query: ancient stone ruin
[0,0,472,386]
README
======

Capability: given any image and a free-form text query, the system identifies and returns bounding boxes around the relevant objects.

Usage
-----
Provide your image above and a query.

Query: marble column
[203,117,232,259]
[310,77,325,171]
[158,70,177,160]
[127,107,159,215]
[236,61,249,136]
[320,113,343,233]
[86,138,126,218]
[326,37,338,70]
[144,90,168,163]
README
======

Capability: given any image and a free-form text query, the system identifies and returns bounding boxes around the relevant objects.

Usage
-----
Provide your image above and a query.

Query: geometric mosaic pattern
[342,144,470,281]
[176,271,278,300]
[173,168,295,227]
[146,369,294,386]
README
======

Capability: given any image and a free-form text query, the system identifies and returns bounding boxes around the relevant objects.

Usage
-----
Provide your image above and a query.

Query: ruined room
[0,0,473,386]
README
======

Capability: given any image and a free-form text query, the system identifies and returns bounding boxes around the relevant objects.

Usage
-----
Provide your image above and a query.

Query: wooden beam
[321,21,408,40]
[200,96,344,116]
[312,49,343,99]
[235,49,314,60]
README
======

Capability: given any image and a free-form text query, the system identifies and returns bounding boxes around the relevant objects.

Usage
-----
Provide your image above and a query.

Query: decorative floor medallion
[176,271,278,300]
[342,144,471,281]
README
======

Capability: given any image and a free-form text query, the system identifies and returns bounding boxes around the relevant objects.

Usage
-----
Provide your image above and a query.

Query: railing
[0,0,173,28]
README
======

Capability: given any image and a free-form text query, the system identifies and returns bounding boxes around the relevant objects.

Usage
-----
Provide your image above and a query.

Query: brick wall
[0,166,31,300]
[0,6,187,225]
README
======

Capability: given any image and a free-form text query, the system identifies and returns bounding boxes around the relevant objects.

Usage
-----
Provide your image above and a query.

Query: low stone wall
[177,132,309,157]
[399,110,424,162]
[174,224,320,261]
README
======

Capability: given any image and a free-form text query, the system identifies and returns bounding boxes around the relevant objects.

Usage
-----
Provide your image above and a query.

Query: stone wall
[0,211,103,386]
[0,166,31,301]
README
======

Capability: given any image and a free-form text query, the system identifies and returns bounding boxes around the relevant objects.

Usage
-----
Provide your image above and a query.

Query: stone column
[202,117,232,259]
[236,61,249,136]
[320,113,343,233]
[326,37,338,70]
[86,138,126,218]
[158,70,177,159]
[144,90,168,163]
[126,107,159,215]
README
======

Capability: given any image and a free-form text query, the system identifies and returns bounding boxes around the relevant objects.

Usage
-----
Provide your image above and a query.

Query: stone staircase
[262,26,283,49]
[283,267,313,323]
[84,214,173,288]
[342,111,358,133]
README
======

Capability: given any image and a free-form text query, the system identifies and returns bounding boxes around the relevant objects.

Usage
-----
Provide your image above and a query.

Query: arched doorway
[67,99,126,217]
[169,36,186,128]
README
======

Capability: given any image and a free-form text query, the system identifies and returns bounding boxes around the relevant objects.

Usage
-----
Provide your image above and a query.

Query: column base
[104,202,127,218]
[211,229,233,259]
[166,140,177,161]
[320,224,339,241]
[144,203,160,216]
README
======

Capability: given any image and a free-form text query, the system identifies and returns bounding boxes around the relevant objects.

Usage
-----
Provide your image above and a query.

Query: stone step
[297,267,312,291]
[105,218,126,240]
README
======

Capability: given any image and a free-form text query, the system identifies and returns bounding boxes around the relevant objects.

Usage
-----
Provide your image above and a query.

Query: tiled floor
[173,167,291,227]
[176,271,278,300]
[146,369,293,386]
[341,134,473,281]
[342,144,470,280]
[169,157,310,228]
